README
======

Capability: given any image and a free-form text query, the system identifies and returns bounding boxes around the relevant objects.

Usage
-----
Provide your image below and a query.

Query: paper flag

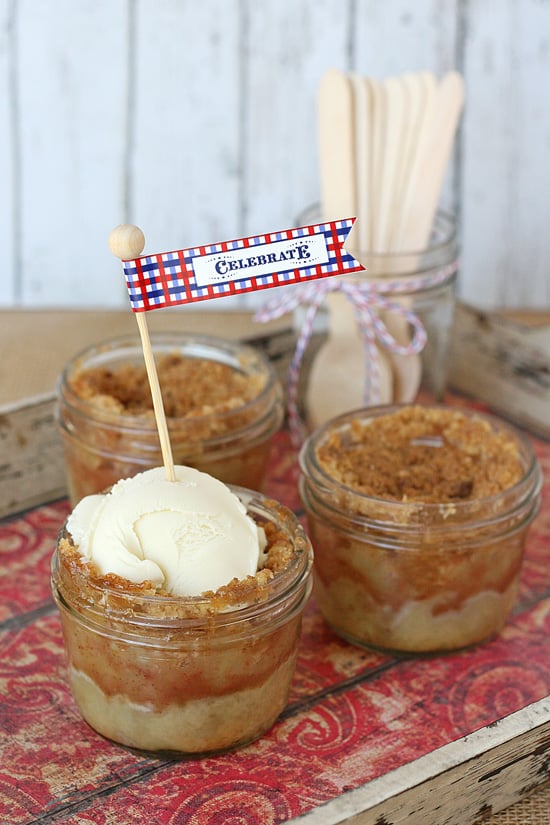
[122,218,363,312]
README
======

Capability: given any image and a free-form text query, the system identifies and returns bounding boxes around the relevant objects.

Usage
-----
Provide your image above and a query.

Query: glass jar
[56,333,284,504]
[294,209,459,425]
[51,487,313,755]
[299,404,542,654]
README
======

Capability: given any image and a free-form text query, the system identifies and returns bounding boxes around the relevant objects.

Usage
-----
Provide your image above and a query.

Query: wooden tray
[1,423,548,825]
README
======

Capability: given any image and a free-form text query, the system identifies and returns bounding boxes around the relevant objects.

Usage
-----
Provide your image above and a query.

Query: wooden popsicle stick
[393,70,438,251]
[349,72,372,252]
[397,71,464,252]
[381,72,424,400]
[358,74,418,401]
[318,69,356,220]
[367,77,385,251]
[388,72,424,251]
[376,75,405,254]
[404,71,465,250]
[108,224,176,482]
[388,72,463,400]
[382,72,433,402]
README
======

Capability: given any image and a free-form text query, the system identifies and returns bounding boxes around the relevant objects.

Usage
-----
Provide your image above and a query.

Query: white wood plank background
[1,0,549,310]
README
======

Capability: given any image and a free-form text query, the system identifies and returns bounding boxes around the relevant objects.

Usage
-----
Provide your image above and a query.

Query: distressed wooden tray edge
[291,697,550,825]
[448,303,550,441]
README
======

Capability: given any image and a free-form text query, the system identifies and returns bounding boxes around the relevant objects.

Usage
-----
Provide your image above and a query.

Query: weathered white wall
[1,0,549,310]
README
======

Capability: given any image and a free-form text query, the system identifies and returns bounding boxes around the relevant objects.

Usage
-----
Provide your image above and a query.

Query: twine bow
[254,262,458,446]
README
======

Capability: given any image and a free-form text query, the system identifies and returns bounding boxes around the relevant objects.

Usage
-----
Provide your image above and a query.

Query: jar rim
[57,331,281,433]
[299,404,542,525]
[351,209,457,260]
[57,397,283,461]
[297,205,457,259]
[51,485,313,637]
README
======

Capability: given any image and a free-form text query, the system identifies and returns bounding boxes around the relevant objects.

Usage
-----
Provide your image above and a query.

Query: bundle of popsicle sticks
[306,69,465,428]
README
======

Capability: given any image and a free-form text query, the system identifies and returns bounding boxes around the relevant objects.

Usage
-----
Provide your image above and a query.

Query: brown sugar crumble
[316,406,524,503]
[69,353,265,420]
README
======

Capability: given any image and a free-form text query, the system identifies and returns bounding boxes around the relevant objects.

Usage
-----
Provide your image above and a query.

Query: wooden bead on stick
[108,223,176,481]
[109,224,145,260]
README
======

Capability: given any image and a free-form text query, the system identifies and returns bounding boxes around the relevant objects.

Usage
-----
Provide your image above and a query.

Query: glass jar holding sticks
[273,68,465,437]
[257,209,459,439]
[343,209,459,401]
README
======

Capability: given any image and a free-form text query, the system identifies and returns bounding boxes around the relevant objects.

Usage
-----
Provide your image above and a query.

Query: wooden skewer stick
[108,224,176,482]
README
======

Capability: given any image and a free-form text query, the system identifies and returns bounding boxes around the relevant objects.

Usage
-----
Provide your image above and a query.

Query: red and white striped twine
[254,261,459,447]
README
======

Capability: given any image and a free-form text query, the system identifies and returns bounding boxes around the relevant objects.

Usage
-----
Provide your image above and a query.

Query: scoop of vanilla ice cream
[66,466,267,597]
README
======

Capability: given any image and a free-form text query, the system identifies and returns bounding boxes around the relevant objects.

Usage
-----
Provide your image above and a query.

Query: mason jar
[294,209,459,425]
[299,404,542,654]
[56,333,284,504]
[51,487,313,755]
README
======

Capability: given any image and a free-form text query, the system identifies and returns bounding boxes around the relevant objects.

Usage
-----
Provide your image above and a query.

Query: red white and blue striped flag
[122,218,363,312]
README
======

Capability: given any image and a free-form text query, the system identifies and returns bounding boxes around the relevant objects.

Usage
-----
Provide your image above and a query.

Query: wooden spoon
[308,70,374,427]
[305,292,393,431]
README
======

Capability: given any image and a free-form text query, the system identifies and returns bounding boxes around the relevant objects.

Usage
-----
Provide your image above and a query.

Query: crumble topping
[69,353,265,420]
[316,406,524,503]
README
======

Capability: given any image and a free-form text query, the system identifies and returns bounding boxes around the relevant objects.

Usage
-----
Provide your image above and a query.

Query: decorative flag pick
[109,224,176,482]
[110,219,363,477]
[119,218,363,312]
